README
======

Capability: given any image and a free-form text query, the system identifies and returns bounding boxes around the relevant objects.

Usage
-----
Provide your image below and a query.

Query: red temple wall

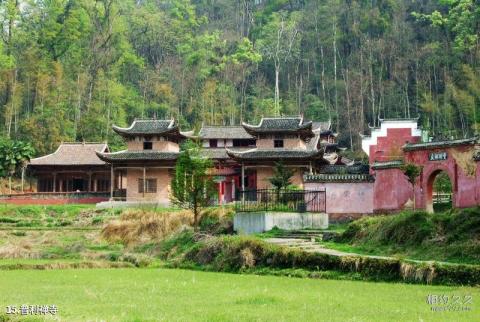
[373,145,479,213]
[305,182,374,215]
[404,146,479,209]
[373,168,413,212]
[369,128,420,164]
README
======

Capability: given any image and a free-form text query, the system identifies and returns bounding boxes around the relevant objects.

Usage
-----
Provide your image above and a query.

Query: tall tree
[171,140,215,231]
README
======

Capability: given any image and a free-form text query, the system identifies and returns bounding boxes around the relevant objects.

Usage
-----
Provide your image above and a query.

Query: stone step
[273,230,339,241]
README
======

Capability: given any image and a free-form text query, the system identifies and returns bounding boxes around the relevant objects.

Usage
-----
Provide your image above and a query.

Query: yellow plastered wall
[256,138,306,149]
[126,168,172,204]
[127,137,180,152]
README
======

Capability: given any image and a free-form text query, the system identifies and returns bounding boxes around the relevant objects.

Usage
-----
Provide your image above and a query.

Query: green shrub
[10,231,26,237]
[0,217,19,223]
[119,253,152,267]
[105,251,122,261]
[92,216,104,225]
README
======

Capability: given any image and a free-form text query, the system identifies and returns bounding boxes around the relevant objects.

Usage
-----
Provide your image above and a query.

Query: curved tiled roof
[242,116,314,139]
[198,126,253,139]
[29,143,108,166]
[96,150,179,162]
[112,119,182,137]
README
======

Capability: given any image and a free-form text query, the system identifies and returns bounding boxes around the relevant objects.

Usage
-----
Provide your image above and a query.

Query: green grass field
[0,268,478,322]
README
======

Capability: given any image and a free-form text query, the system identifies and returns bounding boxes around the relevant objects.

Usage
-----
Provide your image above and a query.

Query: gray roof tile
[97,150,179,162]
[29,143,108,166]
[198,126,253,139]
[403,137,477,151]
[112,119,177,136]
[226,148,322,160]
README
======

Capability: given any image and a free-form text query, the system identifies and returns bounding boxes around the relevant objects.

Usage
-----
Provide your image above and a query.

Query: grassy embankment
[322,207,480,265]
[0,204,479,286]
[0,204,229,268]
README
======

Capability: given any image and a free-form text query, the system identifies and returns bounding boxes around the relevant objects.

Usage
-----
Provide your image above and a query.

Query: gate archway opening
[426,170,453,213]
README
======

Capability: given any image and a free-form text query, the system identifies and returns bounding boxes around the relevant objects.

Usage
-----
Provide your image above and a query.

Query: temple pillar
[143,166,146,198]
[93,177,98,192]
[21,166,25,193]
[231,178,235,200]
[110,165,114,200]
[241,164,245,191]
[87,172,92,192]
[53,172,57,192]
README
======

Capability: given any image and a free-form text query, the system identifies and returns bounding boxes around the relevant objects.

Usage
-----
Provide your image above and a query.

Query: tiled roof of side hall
[198,126,253,139]
[29,143,108,166]
[304,173,374,183]
[96,150,179,163]
[318,164,370,175]
[200,148,250,160]
[112,119,180,136]
[403,137,478,151]
[226,148,322,160]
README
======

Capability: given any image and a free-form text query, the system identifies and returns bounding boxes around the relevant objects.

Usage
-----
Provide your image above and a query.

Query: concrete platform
[234,212,328,235]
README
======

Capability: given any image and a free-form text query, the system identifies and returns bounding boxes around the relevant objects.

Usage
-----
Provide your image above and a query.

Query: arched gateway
[425,169,452,213]
[404,138,478,213]
[363,119,480,213]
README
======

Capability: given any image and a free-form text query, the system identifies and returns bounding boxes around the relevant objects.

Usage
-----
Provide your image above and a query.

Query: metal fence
[235,189,326,213]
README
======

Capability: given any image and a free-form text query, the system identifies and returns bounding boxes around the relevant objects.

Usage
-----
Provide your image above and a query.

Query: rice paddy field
[0,267,478,322]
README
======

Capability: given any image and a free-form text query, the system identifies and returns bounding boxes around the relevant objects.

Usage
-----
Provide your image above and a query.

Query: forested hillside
[0,0,478,154]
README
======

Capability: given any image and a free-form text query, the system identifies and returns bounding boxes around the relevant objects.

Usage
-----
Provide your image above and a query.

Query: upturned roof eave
[96,151,179,163]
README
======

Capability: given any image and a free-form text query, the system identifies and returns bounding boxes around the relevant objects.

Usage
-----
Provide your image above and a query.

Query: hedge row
[181,234,480,286]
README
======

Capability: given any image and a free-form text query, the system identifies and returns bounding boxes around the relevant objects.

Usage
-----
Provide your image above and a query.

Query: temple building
[95,119,190,205]
[24,116,350,206]
[16,116,480,216]
[29,143,111,193]
[226,117,326,190]
[195,125,255,203]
